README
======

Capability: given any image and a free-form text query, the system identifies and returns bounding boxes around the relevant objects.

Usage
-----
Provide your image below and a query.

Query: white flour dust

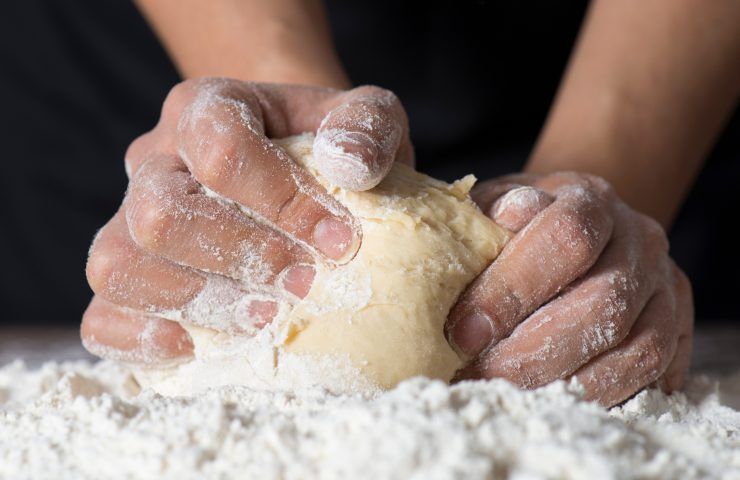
[1,360,738,480]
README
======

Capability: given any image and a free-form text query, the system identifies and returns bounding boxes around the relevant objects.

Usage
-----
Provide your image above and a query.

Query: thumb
[489,186,555,232]
[472,175,555,233]
[313,85,410,191]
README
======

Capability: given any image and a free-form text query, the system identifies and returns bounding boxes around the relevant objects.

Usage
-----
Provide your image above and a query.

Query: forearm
[527,0,740,227]
[134,0,350,88]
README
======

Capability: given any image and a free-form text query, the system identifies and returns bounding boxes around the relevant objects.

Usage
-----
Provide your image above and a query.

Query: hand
[81,78,412,365]
[446,172,694,406]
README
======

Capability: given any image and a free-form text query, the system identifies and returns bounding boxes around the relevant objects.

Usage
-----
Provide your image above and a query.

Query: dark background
[0,0,737,327]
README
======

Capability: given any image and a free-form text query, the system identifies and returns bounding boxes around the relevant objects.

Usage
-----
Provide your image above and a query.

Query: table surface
[1,325,738,373]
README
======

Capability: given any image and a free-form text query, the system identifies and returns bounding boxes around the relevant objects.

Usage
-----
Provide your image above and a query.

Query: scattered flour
[1,360,738,480]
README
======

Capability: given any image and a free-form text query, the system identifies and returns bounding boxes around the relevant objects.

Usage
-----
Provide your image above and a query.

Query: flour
[133,326,380,397]
[1,360,738,480]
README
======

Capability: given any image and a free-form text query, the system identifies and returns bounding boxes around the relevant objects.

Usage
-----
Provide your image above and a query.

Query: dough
[135,134,509,395]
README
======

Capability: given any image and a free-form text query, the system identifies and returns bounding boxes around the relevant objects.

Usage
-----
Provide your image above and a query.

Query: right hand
[81,78,412,366]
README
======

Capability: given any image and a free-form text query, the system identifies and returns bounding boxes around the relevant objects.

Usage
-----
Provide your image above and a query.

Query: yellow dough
[135,134,509,395]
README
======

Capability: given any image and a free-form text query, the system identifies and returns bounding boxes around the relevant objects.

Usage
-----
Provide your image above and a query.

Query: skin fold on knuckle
[124,131,160,178]
[86,216,137,301]
[575,244,657,358]
[672,265,695,335]
[461,340,547,389]
[522,256,647,384]
[86,236,117,298]
[176,82,265,189]
[576,359,642,407]
[127,171,302,288]
[548,189,614,276]
[184,109,251,191]
[124,176,178,253]
[163,79,202,117]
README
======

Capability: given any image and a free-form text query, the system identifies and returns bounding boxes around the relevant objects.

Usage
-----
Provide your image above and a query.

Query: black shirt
[1,0,737,326]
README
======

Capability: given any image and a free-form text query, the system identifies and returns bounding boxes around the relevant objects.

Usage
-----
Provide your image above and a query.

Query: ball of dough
[134,134,509,395]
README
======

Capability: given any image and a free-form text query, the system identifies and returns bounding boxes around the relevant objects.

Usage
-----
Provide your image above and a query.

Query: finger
[452,222,660,385]
[124,154,315,298]
[125,131,160,179]
[657,334,692,394]
[656,265,694,393]
[488,186,555,232]
[243,82,412,184]
[572,291,680,407]
[124,80,190,176]
[447,183,614,356]
[313,85,410,190]
[130,79,411,186]
[81,296,193,365]
[87,211,277,334]
[87,210,204,310]
[175,79,360,263]
[470,174,541,209]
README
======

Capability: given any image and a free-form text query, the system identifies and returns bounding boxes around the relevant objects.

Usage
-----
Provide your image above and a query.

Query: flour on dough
[135,133,509,395]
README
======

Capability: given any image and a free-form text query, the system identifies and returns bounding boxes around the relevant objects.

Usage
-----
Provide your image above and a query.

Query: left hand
[446,172,694,406]
[81,79,412,365]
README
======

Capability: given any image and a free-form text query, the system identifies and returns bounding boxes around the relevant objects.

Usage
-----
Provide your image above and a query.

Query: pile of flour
[1,360,738,480]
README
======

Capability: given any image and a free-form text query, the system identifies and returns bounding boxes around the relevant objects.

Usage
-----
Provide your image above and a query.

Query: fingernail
[282,265,316,299]
[247,300,278,329]
[449,312,494,358]
[313,217,359,262]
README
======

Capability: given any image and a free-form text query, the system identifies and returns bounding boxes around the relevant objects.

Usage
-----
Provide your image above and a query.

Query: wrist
[525,86,678,228]
[247,44,351,89]
[188,14,350,89]
[140,0,352,89]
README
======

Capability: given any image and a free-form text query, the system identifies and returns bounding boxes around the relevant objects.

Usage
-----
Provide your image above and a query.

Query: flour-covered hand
[447,172,694,406]
[82,78,412,364]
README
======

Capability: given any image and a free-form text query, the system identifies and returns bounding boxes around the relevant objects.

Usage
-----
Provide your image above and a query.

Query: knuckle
[584,281,636,351]
[672,265,692,297]
[553,172,617,202]
[86,253,111,296]
[80,297,110,341]
[127,199,173,250]
[583,173,616,197]
[79,309,98,343]
[551,171,591,189]
[507,358,548,389]
[195,138,238,189]
[178,89,260,189]
[124,132,155,177]
[171,77,233,103]
[639,214,669,252]
[661,368,686,393]
[596,311,632,350]
[274,186,304,226]
[163,80,198,116]
[639,330,669,374]
[353,85,399,105]
[125,182,175,251]
[86,235,118,296]
[671,264,695,323]
[552,204,607,266]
